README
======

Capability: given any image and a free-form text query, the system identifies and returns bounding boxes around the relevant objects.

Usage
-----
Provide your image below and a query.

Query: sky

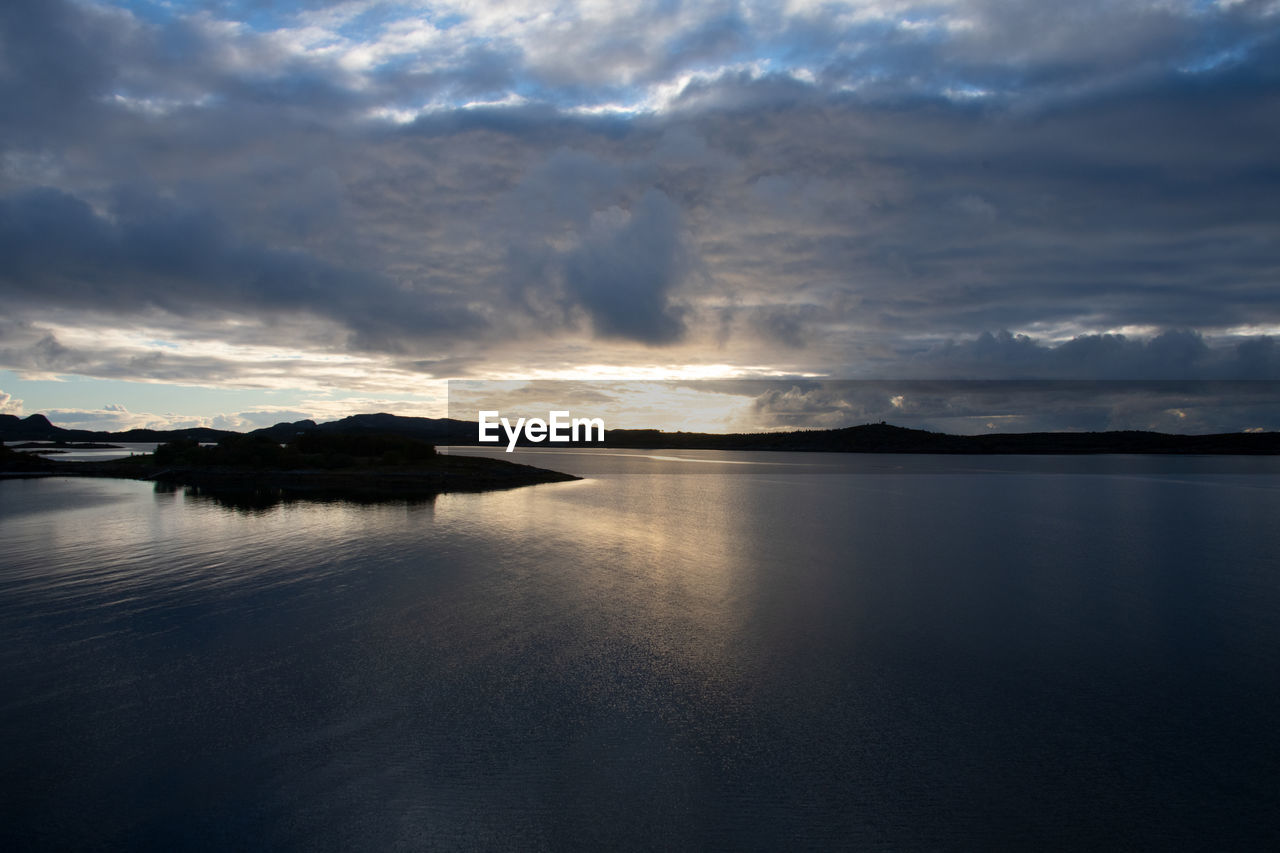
[1,0,1279,433]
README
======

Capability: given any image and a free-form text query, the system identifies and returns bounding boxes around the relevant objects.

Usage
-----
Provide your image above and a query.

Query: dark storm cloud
[747,304,836,349]
[495,147,694,343]
[0,0,125,142]
[1,0,1279,384]
[0,187,485,351]
[562,189,688,343]
[689,71,1280,358]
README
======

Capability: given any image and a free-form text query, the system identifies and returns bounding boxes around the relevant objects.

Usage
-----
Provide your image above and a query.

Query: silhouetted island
[0,433,579,501]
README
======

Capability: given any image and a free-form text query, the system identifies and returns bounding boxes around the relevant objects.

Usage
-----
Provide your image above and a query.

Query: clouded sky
[1,0,1278,432]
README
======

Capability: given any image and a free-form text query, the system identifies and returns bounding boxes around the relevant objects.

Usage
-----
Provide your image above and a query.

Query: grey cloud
[748,305,826,349]
[511,148,633,225]
[746,379,1280,434]
[564,189,688,344]
[683,57,1280,343]
[1,0,1278,386]
[0,0,126,144]
[750,382,866,429]
[0,186,485,352]
[912,330,1280,380]
[498,148,693,344]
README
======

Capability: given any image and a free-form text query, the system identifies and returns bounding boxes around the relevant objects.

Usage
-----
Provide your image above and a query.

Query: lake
[2,450,1279,850]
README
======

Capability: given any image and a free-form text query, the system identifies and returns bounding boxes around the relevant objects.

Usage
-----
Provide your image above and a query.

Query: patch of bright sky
[450,380,763,432]
[0,370,449,427]
[1179,45,1251,74]
[0,369,301,416]
[942,84,992,100]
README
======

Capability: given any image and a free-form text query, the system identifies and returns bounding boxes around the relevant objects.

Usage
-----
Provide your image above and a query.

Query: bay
[2,450,1279,850]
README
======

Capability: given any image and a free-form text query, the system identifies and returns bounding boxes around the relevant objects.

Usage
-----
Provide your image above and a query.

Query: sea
[2,448,1278,850]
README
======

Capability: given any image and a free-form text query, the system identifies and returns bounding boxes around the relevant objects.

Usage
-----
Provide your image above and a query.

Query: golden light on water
[436,474,759,690]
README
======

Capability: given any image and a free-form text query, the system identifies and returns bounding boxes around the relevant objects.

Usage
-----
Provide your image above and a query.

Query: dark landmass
[249,413,473,445]
[597,422,1280,454]
[0,443,59,474]
[0,434,579,502]
[5,411,1280,456]
[244,414,1280,453]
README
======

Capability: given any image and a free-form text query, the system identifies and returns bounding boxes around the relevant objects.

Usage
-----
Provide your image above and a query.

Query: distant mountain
[5,411,1279,454]
[249,413,474,444]
[247,419,318,442]
[0,413,235,443]
[602,422,1280,454]
[0,414,58,439]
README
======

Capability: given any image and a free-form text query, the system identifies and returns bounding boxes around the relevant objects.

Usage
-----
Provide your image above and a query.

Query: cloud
[910,330,1280,379]
[0,317,453,393]
[563,189,688,343]
[745,378,1280,434]
[0,0,1278,401]
[41,404,170,433]
[0,186,486,353]
[0,390,22,415]
[220,410,314,430]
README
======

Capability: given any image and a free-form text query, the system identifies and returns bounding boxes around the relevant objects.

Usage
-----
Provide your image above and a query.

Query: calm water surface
[2,441,160,461]
[2,451,1279,850]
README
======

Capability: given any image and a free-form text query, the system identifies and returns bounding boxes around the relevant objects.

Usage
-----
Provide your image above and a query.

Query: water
[2,451,1279,850]
[3,441,160,462]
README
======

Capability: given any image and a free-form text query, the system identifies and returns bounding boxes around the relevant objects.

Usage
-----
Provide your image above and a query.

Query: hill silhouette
[4,412,1279,454]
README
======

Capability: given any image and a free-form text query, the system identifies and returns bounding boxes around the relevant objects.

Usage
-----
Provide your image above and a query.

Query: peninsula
[0,431,580,503]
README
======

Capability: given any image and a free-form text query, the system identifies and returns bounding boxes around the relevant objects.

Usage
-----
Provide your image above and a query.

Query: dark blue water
[2,452,1279,850]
